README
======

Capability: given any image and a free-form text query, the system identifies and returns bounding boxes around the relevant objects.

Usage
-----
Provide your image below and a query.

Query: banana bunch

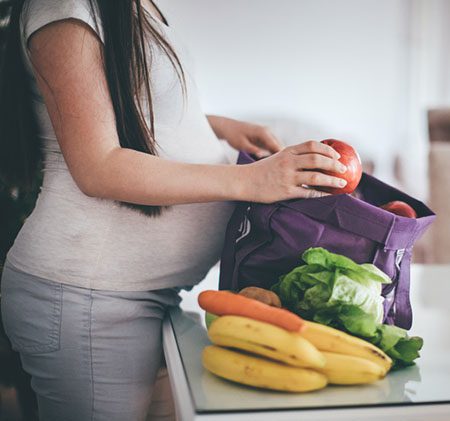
[203,315,392,391]
[204,316,327,392]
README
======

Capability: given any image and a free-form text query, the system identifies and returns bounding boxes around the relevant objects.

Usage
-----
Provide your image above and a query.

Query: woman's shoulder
[21,0,104,45]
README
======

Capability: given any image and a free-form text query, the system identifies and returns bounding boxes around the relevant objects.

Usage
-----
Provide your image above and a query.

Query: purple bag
[219,152,435,330]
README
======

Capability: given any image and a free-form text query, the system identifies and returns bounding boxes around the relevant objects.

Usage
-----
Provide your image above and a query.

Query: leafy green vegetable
[376,324,423,365]
[272,247,423,368]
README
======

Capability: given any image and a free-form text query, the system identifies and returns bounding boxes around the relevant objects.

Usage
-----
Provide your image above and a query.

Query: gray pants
[1,261,181,421]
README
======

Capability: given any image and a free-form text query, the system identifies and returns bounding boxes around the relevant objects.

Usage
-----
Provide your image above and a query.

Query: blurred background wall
[162,0,450,201]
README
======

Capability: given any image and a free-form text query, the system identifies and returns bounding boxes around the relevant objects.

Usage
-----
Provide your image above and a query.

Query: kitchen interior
[1,0,450,419]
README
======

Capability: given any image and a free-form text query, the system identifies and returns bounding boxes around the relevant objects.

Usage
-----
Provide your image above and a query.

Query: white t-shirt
[7,0,236,291]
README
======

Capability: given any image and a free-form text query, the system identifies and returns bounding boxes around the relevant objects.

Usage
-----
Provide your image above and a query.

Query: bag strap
[392,221,419,329]
[229,205,279,290]
[393,248,413,329]
[374,216,414,329]
[220,151,257,290]
[219,202,249,290]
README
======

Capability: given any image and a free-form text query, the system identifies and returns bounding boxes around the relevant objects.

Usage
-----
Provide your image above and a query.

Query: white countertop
[163,264,450,420]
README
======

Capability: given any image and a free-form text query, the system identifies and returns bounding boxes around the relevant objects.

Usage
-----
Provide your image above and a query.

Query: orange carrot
[198,290,305,332]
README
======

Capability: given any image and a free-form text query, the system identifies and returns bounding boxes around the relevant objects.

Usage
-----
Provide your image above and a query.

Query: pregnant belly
[91,200,236,284]
[8,187,235,288]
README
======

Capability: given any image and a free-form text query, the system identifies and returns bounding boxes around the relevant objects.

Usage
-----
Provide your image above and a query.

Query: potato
[239,286,282,308]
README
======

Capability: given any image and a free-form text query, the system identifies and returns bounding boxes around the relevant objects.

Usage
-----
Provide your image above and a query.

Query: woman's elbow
[74,172,107,199]
[70,151,120,199]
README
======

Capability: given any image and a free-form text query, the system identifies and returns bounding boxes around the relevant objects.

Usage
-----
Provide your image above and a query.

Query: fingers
[296,171,347,189]
[255,126,283,154]
[294,153,347,174]
[247,126,283,157]
[285,185,331,200]
[242,140,262,156]
[287,141,340,160]
[298,187,331,199]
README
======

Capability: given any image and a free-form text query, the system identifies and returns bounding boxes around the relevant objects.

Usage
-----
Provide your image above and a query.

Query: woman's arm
[28,20,347,205]
[29,20,245,205]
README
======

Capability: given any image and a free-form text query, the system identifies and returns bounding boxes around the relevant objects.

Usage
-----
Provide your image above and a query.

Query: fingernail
[339,164,347,173]
[335,152,341,159]
[339,179,347,187]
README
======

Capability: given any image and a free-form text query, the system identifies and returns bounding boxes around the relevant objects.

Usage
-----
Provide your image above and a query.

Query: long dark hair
[0,0,185,217]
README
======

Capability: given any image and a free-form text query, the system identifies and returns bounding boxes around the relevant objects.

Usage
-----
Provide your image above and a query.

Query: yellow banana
[202,345,328,392]
[318,352,386,385]
[300,321,392,373]
[208,315,325,369]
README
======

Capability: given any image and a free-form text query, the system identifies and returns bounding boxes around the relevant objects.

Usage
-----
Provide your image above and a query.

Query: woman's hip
[0,262,180,420]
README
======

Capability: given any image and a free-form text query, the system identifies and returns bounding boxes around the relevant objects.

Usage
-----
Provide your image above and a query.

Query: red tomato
[380,201,417,218]
[319,139,362,194]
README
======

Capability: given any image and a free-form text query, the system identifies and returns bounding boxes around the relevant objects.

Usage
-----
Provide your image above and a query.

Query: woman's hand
[239,141,348,203]
[207,115,282,157]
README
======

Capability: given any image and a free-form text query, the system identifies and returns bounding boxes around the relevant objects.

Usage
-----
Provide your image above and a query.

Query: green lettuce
[272,247,423,368]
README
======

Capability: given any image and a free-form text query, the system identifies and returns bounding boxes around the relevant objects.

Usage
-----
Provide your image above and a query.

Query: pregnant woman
[0,0,347,419]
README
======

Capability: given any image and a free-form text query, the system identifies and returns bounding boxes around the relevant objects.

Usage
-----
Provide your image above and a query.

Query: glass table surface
[170,265,450,414]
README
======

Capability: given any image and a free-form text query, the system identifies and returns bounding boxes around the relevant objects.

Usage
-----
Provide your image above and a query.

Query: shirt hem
[4,258,204,292]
